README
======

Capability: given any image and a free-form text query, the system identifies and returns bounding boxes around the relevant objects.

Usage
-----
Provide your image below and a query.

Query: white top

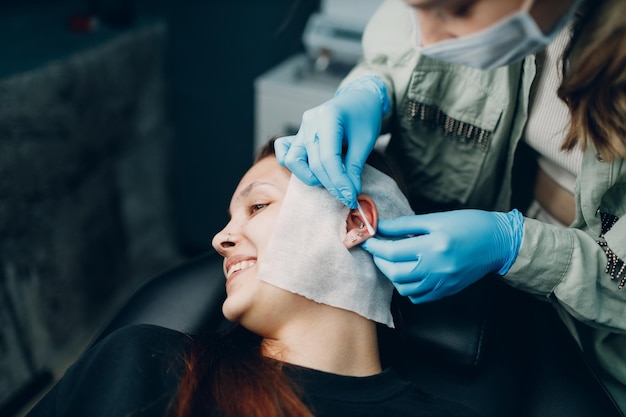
[524,24,583,194]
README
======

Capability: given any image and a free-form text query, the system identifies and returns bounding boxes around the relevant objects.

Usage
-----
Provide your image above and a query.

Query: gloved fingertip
[273,135,290,148]
[346,169,363,194]
[411,293,439,304]
[372,218,393,233]
[408,295,422,304]
[359,237,381,253]
[341,191,357,209]
[273,141,291,165]
[302,175,322,187]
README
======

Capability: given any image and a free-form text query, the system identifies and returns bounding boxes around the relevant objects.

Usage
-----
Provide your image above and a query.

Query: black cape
[27,324,481,417]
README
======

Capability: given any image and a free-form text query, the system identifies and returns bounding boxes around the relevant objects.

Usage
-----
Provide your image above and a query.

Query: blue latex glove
[361,209,524,303]
[274,75,390,208]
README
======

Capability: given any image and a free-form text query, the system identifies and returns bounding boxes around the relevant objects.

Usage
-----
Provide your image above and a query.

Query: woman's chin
[221,299,241,323]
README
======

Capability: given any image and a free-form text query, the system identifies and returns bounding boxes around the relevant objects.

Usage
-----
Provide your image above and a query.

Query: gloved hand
[274,75,390,208]
[361,209,524,303]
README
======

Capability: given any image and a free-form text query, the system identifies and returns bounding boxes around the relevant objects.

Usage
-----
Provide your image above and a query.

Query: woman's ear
[343,195,378,249]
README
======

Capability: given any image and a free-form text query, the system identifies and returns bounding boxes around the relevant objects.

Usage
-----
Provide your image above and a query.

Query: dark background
[0,0,319,415]
[166,0,319,254]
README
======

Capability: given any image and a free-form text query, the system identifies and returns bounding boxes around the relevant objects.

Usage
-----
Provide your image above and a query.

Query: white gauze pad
[257,164,414,327]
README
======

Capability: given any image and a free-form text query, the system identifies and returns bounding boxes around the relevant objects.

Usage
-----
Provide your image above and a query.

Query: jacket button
[596,152,605,162]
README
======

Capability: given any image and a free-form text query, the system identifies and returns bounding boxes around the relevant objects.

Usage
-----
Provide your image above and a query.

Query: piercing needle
[356,202,376,236]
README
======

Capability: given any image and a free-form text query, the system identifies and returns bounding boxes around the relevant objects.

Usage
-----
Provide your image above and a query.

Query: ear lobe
[343,195,378,249]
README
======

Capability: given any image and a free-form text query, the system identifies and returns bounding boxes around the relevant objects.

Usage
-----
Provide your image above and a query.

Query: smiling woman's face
[212,156,300,330]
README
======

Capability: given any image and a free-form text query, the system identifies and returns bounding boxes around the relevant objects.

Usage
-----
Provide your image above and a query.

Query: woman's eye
[440,0,475,18]
[444,4,471,18]
[250,203,268,214]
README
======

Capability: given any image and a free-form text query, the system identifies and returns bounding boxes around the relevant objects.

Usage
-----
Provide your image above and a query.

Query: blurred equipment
[254,0,383,151]
[303,0,382,72]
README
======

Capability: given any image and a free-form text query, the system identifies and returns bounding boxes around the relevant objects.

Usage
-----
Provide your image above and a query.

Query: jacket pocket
[389,66,504,210]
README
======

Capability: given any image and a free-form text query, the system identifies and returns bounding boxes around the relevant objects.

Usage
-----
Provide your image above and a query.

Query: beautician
[275,0,626,410]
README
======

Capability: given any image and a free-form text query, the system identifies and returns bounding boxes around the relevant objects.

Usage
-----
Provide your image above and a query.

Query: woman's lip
[224,255,256,277]
[224,257,257,291]
[225,263,256,290]
[226,259,257,279]
[225,272,238,289]
[224,270,243,289]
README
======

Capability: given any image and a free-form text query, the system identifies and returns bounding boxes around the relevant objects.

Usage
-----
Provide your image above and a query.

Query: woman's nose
[212,228,237,254]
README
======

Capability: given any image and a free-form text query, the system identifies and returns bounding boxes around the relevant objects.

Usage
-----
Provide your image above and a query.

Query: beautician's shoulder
[26,324,191,417]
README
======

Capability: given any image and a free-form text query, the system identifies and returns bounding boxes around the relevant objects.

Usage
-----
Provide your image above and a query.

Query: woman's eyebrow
[409,0,464,10]
[411,0,440,9]
[239,181,277,199]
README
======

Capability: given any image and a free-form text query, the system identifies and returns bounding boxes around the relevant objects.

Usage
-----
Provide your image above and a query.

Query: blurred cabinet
[254,54,345,152]
[253,0,384,153]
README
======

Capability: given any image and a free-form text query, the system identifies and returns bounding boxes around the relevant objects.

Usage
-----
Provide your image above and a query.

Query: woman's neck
[260,307,382,377]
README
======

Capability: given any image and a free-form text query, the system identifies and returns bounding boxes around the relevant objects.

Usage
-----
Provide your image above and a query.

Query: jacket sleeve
[504,217,626,333]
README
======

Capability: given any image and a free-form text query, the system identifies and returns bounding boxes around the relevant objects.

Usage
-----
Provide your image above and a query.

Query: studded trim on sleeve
[596,212,625,289]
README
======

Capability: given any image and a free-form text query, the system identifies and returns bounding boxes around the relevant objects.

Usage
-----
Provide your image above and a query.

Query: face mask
[418,0,581,70]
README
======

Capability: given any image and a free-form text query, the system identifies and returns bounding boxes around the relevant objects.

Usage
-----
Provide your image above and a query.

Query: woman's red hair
[169,324,314,417]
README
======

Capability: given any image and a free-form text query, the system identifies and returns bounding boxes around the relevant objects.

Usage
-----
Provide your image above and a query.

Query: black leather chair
[90,251,624,417]
[89,252,227,347]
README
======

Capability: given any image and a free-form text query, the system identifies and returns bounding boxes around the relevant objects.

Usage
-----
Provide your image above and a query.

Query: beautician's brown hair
[558,0,626,161]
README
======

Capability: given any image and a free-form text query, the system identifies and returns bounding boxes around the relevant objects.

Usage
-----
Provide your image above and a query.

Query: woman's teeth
[228,260,256,277]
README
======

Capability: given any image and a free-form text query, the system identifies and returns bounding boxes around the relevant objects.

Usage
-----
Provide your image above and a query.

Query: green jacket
[345,0,626,408]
